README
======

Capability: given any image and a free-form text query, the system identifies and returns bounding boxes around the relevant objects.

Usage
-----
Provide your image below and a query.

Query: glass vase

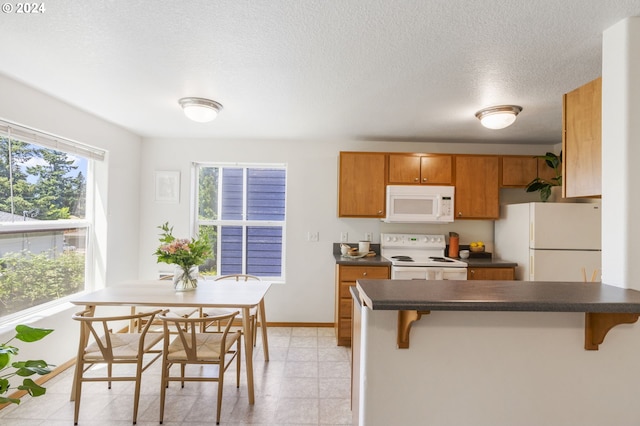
[173,265,199,292]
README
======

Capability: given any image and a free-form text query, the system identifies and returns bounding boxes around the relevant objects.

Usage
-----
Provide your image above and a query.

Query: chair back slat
[158,311,239,362]
[73,309,164,361]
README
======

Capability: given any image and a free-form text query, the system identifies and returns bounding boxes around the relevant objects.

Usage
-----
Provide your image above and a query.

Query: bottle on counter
[448,232,459,258]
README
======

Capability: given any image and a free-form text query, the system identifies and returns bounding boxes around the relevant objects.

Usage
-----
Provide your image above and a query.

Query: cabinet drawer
[339,318,352,338]
[339,298,353,318]
[340,266,389,281]
[468,267,515,280]
[339,283,354,298]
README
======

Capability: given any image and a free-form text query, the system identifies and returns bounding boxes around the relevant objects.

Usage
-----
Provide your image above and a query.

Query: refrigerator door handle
[530,254,534,280]
[530,221,534,246]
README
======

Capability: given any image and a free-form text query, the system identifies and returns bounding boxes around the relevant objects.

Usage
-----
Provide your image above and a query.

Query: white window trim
[0,120,99,322]
[192,162,287,281]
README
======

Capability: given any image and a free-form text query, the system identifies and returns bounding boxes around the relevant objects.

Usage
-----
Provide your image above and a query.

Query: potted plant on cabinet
[525,152,562,202]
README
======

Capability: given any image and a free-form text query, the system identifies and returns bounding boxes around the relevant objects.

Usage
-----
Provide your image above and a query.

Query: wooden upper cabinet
[454,155,500,219]
[338,152,387,218]
[501,156,561,187]
[501,156,538,187]
[563,77,602,198]
[420,155,453,184]
[537,157,559,183]
[388,154,453,185]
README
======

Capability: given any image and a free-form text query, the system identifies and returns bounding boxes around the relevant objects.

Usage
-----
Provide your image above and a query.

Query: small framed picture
[155,171,180,203]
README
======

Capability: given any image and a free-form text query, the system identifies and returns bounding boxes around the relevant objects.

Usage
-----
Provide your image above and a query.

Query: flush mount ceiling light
[178,97,223,123]
[475,105,523,130]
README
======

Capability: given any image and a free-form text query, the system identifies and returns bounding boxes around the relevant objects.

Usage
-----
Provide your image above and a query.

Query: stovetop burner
[391,255,414,262]
[381,233,468,268]
[429,256,455,263]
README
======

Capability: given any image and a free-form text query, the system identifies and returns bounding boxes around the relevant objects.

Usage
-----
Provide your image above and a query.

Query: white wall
[0,74,142,366]
[139,138,553,322]
[602,17,640,290]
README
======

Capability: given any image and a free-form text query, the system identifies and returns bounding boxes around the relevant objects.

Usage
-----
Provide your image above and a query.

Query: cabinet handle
[458,212,463,217]
[414,177,419,182]
[422,177,428,182]
[363,272,368,276]
[470,270,475,275]
[378,210,383,215]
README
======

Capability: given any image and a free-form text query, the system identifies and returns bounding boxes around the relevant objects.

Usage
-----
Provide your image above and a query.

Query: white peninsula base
[353,300,640,426]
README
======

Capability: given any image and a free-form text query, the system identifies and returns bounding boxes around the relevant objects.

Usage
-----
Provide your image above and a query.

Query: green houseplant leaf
[525,152,562,202]
[14,325,53,343]
[0,325,54,405]
[17,378,47,397]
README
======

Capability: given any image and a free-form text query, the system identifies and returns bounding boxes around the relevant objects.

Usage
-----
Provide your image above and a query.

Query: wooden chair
[158,311,242,425]
[72,308,165,425]
[201,274,261,345]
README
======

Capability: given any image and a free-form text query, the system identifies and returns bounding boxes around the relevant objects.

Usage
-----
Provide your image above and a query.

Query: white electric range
[381,233,468,280]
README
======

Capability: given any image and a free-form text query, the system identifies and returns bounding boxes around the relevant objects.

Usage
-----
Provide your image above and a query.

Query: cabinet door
[388,154,421,184]
[468,267,515,280]
[537,157,559,183]
[501,156,538,187]
[338,152,387,217]
[454,156,500,219]
[420,155,453,184]
[563,77,602,198]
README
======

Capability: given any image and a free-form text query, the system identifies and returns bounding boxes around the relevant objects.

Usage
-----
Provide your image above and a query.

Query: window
[0,120,103,320]
[195,163,286,280]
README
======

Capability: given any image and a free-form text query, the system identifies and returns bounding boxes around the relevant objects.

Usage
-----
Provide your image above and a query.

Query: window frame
[0,120,100,324]
[192,162,287,281]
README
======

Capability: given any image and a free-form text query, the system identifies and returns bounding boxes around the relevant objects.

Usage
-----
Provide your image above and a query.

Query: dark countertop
[461,258,518,268]
[334,254,392,266]
[355,279,640,313]
[332,243,514,268]
[333,243,392,266]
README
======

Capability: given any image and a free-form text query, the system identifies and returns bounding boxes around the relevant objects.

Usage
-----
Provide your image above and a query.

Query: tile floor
[0,327,353,425]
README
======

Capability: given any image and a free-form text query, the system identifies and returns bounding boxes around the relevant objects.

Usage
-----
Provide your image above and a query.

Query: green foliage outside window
[0,138,86,220]
[0,250,84,317]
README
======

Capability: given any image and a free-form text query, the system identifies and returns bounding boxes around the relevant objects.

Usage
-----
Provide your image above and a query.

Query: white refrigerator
[494,202,601,281]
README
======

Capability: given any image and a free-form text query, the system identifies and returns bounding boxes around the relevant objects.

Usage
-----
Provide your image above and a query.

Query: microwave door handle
[435,195,442,218]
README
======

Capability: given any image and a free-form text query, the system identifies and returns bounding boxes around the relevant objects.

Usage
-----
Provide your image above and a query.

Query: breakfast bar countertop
[355,279,640,313]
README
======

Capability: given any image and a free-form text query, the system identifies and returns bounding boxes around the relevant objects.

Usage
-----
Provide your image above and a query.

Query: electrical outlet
[307,231,319,242]
[341,232,348,242]
[364,232,373,242]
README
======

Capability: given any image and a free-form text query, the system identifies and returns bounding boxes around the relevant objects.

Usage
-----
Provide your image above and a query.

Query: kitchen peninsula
[351,279,640,426]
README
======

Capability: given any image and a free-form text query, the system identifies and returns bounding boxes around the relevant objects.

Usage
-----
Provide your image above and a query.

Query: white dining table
[70,279,271,404]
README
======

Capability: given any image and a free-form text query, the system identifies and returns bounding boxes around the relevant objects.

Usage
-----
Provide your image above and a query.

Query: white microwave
[383,185,455,223]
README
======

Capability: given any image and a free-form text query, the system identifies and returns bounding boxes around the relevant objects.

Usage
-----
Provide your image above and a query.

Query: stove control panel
[381,233,446,249]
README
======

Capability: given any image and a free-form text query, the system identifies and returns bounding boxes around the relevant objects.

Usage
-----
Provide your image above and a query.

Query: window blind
[0,118,106,161]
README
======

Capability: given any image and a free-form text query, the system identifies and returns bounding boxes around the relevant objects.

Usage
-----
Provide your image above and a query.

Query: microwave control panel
[440,196,453,218]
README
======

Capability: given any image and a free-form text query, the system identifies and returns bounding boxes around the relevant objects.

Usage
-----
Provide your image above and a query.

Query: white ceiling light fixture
[475,105,523,130]
[178,97,223,123]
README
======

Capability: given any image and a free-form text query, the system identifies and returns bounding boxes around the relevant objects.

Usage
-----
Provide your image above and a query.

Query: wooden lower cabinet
[467,267,515,280]
[335,264,390,346]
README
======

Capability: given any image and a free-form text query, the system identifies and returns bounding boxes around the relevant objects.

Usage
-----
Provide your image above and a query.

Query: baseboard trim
[263,322,334,328]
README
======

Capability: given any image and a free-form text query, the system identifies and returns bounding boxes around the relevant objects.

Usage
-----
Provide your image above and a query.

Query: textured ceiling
[1,0,639,144]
